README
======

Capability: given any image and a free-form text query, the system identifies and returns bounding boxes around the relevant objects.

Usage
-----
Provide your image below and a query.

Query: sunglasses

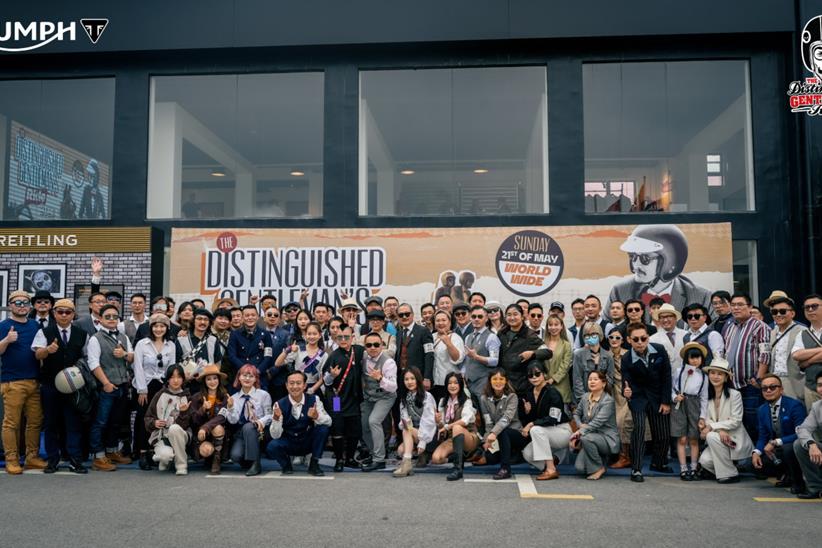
[608,334,622,340]
[398,312,412,318]
[685,313,703,320]
[631,336,649,343]
[54,308,73,315]
[10,300,31,306]
[34,299,51,304]
[626,307,642,313]
[454,310,468,316]
[629,253,655,266]
[336,334,352,340]
[530,313,543,318]
[266,314,280,319]
[770,308,791,316]
[156,354,164,364]
[804,303,820,312]
[527,371,544,379]
[364,342,382,349]
[285,307,299,313]
[102,314,119,320]
[470,314,485,319]
[761,384,781,392]
[487,309,500,314]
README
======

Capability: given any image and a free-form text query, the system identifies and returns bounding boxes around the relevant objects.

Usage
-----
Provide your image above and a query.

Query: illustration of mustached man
[604,225,712,323]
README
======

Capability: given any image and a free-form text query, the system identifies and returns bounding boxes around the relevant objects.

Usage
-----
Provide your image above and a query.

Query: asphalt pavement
[1,456,818,548]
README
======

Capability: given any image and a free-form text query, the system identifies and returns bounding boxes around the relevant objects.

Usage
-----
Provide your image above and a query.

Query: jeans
[738,385,762,445]
[89,385,129,455]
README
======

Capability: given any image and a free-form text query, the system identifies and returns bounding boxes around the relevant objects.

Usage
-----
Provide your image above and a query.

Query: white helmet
[55,366,86,394]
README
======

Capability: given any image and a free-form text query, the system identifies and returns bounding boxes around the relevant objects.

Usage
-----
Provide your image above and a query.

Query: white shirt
[132,338,176,393]
[432,332,465,385]
[268,394,332,439]
[791,324,822,354]
[650,327,687,374]
[672,364,709,419]
[226,387,273,426]
[31,325,87,354]
[86,331,134,372]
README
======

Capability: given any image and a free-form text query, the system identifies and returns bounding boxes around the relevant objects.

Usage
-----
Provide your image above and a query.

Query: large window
[583,61,754,213]
[0,78,115,221]
[359,66,548,216]
[148,73,324,219]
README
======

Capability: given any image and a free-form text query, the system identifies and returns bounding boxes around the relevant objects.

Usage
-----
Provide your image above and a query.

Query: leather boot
[245,458,261,476]
[209,438,224,475]
[308,458,325,477]
[393,457,414,478]
[611,444,632,469]
[447,434,465,481]
[139,451,153,471]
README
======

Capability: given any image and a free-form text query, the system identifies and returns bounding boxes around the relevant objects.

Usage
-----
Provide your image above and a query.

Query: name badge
[332,396,341,413]
[264,347,273,357]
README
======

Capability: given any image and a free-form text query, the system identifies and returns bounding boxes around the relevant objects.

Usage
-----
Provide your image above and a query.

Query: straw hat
[652,303,681,322]
[762,290,793,308]
[679,342,707,360]
[703,357,733,379]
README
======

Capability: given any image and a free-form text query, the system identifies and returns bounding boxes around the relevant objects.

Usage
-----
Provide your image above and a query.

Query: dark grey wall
[3,0,797,54]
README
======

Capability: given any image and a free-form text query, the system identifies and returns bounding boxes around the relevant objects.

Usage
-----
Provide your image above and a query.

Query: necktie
[770,403,780,433]
[39,318,47,329]
[666,331,675,345]
[240,394,251,424]
[61,329,68,345]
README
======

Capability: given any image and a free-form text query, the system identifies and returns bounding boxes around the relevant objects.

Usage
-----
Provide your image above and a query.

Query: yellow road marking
[753,497,822,503]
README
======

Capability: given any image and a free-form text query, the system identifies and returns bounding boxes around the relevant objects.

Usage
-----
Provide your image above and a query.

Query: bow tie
[109,330,119,337]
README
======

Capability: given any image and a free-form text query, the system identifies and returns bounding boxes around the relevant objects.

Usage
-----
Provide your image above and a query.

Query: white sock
[404,452,412,459]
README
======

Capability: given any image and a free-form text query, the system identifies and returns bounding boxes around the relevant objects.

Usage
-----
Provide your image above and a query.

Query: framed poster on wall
[17,263,66,298]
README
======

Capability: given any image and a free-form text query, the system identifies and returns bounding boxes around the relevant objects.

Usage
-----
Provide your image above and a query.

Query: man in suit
[394,303,434,383]
[452,301,474,340]
[227,305,274,389]
[29,290,54,330]
[649,303,687,375]
[73,291,108,337]
[752,374,807,493]
[622,322,673,483]
[575,295,613,350]
[527,303,546,339]
[794,371,822,498]
[463,305,501,402]
[604,225,712,322]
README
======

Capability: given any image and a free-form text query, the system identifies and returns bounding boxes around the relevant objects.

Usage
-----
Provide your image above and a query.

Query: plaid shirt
[722,316,771,389]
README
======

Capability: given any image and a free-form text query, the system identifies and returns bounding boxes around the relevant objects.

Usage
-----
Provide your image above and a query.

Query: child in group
[393,367,437,477]
[672,342,710,481]
[189,364,230,474]
[145,364,193,475]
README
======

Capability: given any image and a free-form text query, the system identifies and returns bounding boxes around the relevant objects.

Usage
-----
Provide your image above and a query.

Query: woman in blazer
[544,314,573,404]
[697,358,753,484]
[570,370,619,480]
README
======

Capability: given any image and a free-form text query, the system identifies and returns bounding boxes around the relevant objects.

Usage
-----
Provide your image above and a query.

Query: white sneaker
[175,467,188,476]
[292,456,304,466]
[158,461,169,471]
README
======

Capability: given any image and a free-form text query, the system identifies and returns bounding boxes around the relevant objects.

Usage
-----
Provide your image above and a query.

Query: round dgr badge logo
[495,230,564,297]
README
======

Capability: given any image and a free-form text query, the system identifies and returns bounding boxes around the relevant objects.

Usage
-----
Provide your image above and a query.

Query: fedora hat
[679,341,708,360]
[198,364,227,381]
[652,303,681,322]
[762,290,793,308]
[702,357,733,379]
[340,297,359,311]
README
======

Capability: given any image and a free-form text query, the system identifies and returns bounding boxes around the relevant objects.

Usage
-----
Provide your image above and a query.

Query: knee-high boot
[447,434,465,481]
[210,437,224,475]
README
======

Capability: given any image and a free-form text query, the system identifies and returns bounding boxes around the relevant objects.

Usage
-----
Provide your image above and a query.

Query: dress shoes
[68,459,88,474]
[536,468,559,481]
[43,459,60,474]
[717,475,740,484]
[361,460,386,472]
[797,490,822,499]
[630,471,644,483]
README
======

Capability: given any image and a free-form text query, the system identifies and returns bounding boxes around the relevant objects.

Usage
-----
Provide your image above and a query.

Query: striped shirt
[722,316,771,389]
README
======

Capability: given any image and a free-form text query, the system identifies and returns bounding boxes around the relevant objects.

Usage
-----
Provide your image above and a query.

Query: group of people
[1,261,821,499]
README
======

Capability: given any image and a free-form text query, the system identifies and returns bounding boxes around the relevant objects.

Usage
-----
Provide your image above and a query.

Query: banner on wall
[6,120,111,221]
[169,223,733,313]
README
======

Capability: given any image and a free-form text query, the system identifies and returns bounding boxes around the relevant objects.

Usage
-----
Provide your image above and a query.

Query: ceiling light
[400,169,415,176]
[290,170,305,177]
[473,168,489,174]
[210,168,226,177]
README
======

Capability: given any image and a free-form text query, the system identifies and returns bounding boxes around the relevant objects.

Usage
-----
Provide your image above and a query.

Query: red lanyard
[335,350,356,395]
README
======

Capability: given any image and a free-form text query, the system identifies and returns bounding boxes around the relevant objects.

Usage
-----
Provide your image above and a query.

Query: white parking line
[206,472,334,480]
[514,474,594,500]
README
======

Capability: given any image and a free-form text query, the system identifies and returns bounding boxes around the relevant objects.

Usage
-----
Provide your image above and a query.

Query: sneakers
[24,456,48,470]
[92,456,117,471]
[106,451,132,465]
[175,466,188,476]
[43,459,60,474]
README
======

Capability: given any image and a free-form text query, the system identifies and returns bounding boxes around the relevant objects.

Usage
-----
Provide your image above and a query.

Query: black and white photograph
[16,263,66,298]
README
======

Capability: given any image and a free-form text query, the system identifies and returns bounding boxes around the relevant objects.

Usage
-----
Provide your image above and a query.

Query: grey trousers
[361,395,396,462]
[575,432,613,474]
[794,438,822,492]
[231,422,261,463]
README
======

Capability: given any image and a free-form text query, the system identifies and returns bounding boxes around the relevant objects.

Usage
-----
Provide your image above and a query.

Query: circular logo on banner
[216,232,238,253]
[495,230,564,297]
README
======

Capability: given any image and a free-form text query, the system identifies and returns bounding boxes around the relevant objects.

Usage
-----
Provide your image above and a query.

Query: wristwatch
[774,438,783,447]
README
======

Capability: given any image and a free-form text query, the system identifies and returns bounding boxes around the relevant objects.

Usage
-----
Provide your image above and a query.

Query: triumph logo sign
[0,18,107,52]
